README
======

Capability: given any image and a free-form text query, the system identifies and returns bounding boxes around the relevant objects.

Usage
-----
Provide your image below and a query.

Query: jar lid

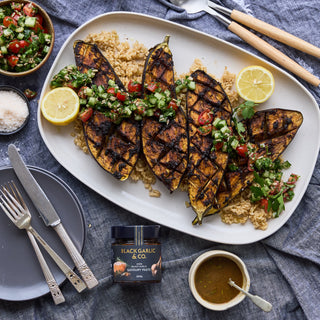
[111,225,160,239]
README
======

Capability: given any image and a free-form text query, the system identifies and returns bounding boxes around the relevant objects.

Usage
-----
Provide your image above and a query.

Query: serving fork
[0,182,65,305]
[0,182,87,295]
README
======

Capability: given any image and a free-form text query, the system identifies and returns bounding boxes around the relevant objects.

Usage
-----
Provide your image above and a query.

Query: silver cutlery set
[0,144,98,304]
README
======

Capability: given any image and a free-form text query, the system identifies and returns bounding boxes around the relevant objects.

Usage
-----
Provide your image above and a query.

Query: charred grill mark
[74,41,125,90]
[199,109,303,222]
[74,40,141,181]
[141,36,188,192]
[187,70,232,222]
[246,108,303,143]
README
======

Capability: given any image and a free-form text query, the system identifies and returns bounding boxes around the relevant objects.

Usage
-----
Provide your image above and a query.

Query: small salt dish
[0,85,30,135]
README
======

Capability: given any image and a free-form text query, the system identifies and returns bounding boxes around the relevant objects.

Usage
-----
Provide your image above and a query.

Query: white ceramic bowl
[188,250,250,311]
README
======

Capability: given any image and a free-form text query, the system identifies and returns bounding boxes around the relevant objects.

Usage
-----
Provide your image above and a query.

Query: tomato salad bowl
[0,0,54,77]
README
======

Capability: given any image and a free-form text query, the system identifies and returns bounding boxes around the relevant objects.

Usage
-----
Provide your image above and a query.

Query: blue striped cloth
[0,0,319,319]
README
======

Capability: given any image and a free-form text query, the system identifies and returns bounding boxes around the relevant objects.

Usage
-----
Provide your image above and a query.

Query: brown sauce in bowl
[194,256,243,304]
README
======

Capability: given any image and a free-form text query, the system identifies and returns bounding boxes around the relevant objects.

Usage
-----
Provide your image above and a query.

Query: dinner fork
[0,182,65,305]
[0,182,87,294]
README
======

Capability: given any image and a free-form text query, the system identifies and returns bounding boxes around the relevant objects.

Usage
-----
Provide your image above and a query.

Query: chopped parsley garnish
[50,65,196,124]
[250,159,299,217]
[195,95,299,218]
[234,100,256,119]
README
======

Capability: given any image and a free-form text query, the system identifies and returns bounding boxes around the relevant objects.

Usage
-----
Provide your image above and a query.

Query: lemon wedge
[41,87,80,126]
[236,65,275,103]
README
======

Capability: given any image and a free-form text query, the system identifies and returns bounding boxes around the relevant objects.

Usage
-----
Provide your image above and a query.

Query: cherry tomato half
[78,86,88,99]
[80,108,93,122]
[128,80,142,93]
[260,198,269,213]
[8,40,21,54]
[3,16,17,27]
[35,13,43,25]
[107,87,116,96]
[8,55,19,68]
[19,40,29,49]
[116,91,127,102]
[167,100,178,111]
[236,144,248,158]
[198,109,213,126]
[146,82,158,93]
[24,88,37,99]
[215,141,224,151]
[30,21,44,32]
[23,3,38,16]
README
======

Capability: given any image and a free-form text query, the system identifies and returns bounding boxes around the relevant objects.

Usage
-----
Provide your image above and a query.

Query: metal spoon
[170,0,230,25]
[229,279,272,312]
[168,0,320,86]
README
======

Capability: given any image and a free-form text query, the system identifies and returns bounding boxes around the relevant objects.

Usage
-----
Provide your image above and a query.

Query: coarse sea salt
[0,90,29,133]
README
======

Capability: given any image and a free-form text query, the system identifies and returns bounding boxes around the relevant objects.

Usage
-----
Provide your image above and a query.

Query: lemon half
[236,65,275,103]
[41,87,80,126]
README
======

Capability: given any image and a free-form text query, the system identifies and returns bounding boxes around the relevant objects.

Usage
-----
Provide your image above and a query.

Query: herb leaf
[236,100,256,119]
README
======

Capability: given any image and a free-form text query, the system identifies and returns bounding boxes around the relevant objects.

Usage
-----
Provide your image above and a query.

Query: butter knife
[8,144,99,289]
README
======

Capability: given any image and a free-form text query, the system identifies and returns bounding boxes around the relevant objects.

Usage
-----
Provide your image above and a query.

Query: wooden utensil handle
[54,223,98,289]
[231,10,320,59]
[228,21,320,86]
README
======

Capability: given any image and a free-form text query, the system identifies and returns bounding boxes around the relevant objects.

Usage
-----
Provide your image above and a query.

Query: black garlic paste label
[112,244,161,282]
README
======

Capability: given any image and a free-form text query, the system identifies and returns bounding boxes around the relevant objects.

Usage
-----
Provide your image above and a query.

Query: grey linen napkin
[0,0,319,319]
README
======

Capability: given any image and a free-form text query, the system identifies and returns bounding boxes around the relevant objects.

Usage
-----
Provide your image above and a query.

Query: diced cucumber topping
[108,79,115,86]
[25,17,36,28]
[188,81,196,90]
[220,126,231,134]
[216,119,227,129]
[17,33,24,40]
[85,88,93,97]
[230,139,239,149]
[88,97,97,106]
[154,92,163,100]
[212,117,221,127]
[149,97,157,105]
[3,28,13,37]
[15,26,24,33]
[1,46,8,54]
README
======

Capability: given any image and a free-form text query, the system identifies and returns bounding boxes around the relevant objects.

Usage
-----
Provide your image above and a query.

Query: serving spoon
[228,279,272,312]
[168,0,320,86]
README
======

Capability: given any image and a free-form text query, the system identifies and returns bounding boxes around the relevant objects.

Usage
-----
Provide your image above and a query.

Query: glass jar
[111,225,161,283]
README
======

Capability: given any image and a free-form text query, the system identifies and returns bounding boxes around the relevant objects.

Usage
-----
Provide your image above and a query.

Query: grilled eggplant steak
[193,108,303,224]
[141,36,188,192]
[186,69,232,224]
[73,40,141,180]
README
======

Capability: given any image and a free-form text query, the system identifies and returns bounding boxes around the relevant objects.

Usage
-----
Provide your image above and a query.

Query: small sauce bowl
[189,250,250,311]
[0,85,30,135]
